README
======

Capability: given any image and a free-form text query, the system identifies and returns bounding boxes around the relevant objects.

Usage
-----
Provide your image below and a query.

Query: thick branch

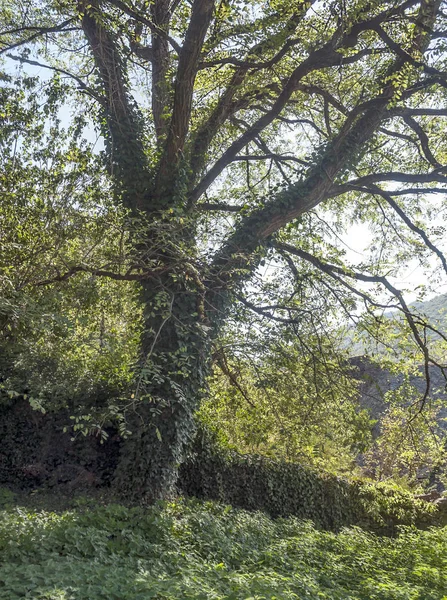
[150,0,171,142]
[189,44,366,204]
[213,96,399,267]
[192,0,423,204]
[387,187,447,195]
[80,0,149,212]
[187,8,314,192]
[402,114,442,167]
[207,0,440,290]
[189,6,407,206]
[155,0,215,192]
[104,0,181,53]
[389,107,447,117]
[344,169,447,187]
[298,83,349,116]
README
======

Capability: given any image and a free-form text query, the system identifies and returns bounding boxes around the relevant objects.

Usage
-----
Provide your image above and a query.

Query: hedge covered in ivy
[178,429,438,533]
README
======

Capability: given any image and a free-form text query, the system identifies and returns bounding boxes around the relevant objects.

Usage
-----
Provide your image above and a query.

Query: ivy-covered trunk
[114,275,214,502]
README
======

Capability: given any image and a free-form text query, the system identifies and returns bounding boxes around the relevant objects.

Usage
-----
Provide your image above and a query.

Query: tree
[1,0,447,501]
[199,326,373,473]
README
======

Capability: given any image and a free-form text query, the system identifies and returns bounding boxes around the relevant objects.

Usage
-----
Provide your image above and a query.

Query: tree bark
[114,275,212,502]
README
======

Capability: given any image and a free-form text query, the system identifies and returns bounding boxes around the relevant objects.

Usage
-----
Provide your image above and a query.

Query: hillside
[347,293,447,430]
[351,356,447,433]
[0,498,446,600]
[345,292,447,356]
[409,293,447,329]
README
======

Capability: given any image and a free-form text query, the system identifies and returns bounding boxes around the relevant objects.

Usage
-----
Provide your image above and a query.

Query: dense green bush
[0,399,119,488]
[178,428,437,533]
[0,499,447,599]
[199,333,372,474]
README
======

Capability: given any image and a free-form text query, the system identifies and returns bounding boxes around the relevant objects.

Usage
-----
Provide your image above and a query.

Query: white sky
[341,219,447,303]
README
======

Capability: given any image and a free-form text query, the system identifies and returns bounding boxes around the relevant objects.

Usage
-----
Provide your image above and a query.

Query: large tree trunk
[114,276,214,502]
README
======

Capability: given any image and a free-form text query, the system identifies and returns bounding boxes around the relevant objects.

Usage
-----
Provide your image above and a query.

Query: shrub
[178,427,437,533]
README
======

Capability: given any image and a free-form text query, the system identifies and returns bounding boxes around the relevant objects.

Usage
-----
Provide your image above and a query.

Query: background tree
[199,322,373,473]
[1,0,447,500]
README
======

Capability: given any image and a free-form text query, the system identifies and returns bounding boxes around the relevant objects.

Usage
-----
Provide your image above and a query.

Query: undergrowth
[0,497,446,599]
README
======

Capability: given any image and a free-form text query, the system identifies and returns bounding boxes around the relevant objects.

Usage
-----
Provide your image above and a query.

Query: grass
[0,495,446,599]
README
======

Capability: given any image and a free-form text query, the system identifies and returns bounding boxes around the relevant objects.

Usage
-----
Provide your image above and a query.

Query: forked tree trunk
[114,276,215,502]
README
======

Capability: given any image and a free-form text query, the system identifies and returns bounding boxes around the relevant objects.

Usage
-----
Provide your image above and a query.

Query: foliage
[179,427,437,533]
[199,319,446,483]
[363,398,447,486]
[0,397,437,533]
[0,398,121,489]
[0,487,15,509]
[199,331,372,474]
[0,71,141,417]
[0,498,446,599]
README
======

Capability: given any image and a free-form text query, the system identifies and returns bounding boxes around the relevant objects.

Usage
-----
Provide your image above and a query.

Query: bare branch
[295,84,349,116]
[274,241,447,376]
[273,241,447,413]
[236,293,304,325]
[351,184,447,275]
[0,18,76,55]
[199,35,301,70]
[231,153,308,166]
[197,202,242,212]
[32,264,166,287]
[6,53,103,103]
[214,348,256,408]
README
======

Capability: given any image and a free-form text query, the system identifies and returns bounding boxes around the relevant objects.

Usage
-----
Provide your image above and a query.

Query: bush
[178,428,437,533]
[0,402,439,534]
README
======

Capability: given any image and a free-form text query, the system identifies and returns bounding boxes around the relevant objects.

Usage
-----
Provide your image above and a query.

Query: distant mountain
[409,293,447,331]
[348,292,447,431]
[344,292,447,356]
